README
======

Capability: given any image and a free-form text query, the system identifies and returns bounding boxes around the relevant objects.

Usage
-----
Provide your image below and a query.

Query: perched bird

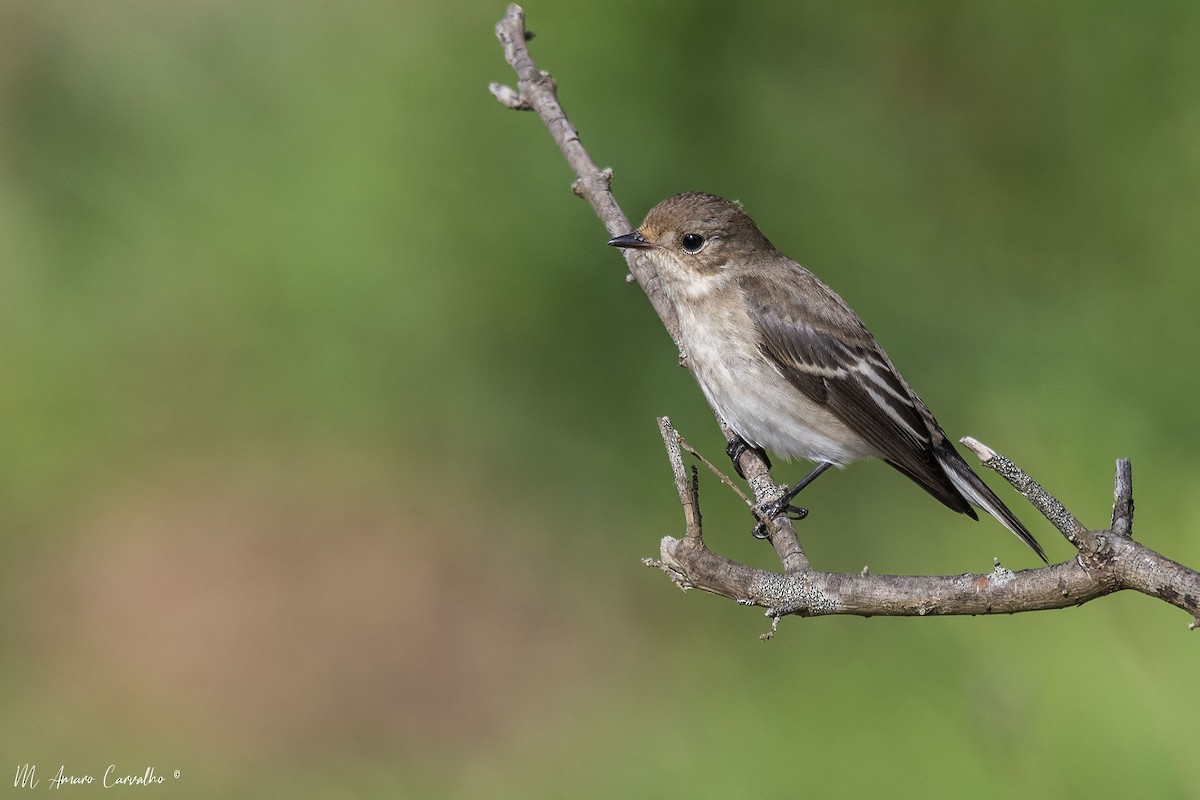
[609,192,1045,561]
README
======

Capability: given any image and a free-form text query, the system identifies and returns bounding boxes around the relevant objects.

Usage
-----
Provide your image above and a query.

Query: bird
[608,192,1046,561]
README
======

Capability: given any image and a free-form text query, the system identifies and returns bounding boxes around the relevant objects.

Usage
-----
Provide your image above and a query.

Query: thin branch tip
[959,436,996,462]
[1111,458,1134,537]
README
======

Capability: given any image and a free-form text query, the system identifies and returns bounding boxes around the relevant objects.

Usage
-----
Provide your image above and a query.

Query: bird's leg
[726,435,771,480]
[752,461,834,539]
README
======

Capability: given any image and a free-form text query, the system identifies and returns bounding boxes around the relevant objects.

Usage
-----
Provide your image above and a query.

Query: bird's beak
[607,230,654,249]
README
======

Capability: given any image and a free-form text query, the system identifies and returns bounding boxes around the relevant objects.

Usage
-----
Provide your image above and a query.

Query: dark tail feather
[935,443,1047,563]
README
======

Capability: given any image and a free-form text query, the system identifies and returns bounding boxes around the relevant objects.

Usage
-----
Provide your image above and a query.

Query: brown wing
[739,269,975,516]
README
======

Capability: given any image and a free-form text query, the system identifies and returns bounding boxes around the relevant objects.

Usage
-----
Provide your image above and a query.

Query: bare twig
[961,437,1086,545]
[490,5,673,337]
[658,417,702,543]
[491,4,1200,630]
[1111,458,1134,539]
[675,432,756,512]
[491,3,806,571]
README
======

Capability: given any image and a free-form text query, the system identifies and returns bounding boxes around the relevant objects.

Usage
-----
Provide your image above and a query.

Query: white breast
[675,295,879,466]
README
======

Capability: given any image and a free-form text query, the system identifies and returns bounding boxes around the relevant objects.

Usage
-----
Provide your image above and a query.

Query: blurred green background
[3,0,1199,797]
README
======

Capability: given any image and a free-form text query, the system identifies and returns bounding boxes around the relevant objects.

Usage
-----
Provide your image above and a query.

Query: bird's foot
[726,435,771,480]
[750,462,833,539]
[751,499,809,539]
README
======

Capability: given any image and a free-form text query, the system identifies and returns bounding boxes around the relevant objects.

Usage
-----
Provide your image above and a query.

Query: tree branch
[490,4,1200,631]
[649,417,1200,631]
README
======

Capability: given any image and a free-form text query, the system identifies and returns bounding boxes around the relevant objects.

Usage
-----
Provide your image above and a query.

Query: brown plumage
[610,192,1045,561]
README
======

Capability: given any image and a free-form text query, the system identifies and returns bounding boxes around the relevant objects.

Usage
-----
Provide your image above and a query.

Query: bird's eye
[680,233,705,253]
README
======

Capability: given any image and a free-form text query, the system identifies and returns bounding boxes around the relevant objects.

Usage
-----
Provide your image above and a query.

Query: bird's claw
[751,501,809,539]
[726,436,771,480]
